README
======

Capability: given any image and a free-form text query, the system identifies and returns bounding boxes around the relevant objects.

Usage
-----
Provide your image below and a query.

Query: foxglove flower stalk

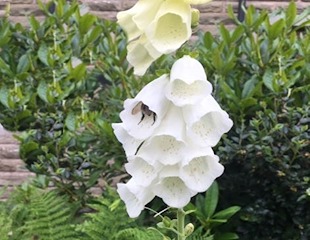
[112,56,233,218]
[117,0,212,75]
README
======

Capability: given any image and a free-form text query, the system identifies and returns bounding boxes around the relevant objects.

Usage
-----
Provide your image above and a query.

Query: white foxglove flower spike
[114,55,233,218]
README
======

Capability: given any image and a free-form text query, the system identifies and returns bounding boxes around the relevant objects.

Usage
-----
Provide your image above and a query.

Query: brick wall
[0,0,309,33]
[0,0,309,197]
[0,126,34,199]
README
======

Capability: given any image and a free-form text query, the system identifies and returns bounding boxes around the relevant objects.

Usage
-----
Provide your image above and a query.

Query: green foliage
[77,187,134,239]
[115,228,163,240]
[76,187,162,240]
[0,0,141,204]
[194,2,310,239]
[0,188,12,240]
[186,182,240,240]
[3,183,78,240]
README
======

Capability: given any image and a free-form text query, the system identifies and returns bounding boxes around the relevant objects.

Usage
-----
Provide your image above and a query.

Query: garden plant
[0,0,309,239]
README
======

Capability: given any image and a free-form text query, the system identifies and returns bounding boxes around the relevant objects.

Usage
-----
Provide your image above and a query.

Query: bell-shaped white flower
[117,0,205,75]
[166,55,212,106]
[153,166,197,208]
[117,0,163,42]
[137,106,187,165]
[145,0,191,54]
[125,156,162,187]
[126,35,162,76]
[183,95,233,147]
[112,123,143,157]
[117,178,155,218]
[180,154,224,192]
[119,74,170,140]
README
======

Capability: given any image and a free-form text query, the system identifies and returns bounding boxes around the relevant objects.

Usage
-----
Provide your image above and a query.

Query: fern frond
[11,189,78,240]
[77,196,136,240]
[0,203,12,240]
[116,227,163,240]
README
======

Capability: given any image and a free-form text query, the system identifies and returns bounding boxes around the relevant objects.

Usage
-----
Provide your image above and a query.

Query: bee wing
[131,101,143,115]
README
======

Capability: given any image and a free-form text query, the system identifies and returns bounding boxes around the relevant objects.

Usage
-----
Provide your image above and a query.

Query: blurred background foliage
[0,0,309,239]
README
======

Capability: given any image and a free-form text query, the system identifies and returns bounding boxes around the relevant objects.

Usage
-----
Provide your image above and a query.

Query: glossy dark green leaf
[204,182,219,218]
[286,2,297,28]
[28,15,40,31]
[38,44,50,66]
[242,76,258,98]
[0,20,11,47]
[269,19,285,40]
[0,57,13,77]
[214,232,239,240]
[79,14,97,34]
[65,112,77,131]
[17,54,30,74]
[213,206,241,220]
[262,68,275,92]
[37,81,49,103]
[0,86,10,108]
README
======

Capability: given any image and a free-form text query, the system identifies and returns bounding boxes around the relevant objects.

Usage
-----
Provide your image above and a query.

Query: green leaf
[20,141,39,157]
[227,4,239,23]
[65,112,77,131]
[242,76,258,98]
[240,97,257,109]
[37,81,49,103]
[0,57,13,77]
[219,24,230,44]
[269,19,285,40]
[28,15,40,31]
[62,4,78,22]
[70,63,86,81]
[38,44,50,66]
[262,68,275,92]
[245,5,255,26]
[0,20,11,47]
[204,182,219,218]
[286,2,297,28]
[17,54,30,74]
[213,206,241,220]
[214,232,239,240]
[86,25,103,44]
[0,86,10,108]
[79,14,97,34]
[203,32,215,50]
[231,25,244,42]
[55,0,64,18]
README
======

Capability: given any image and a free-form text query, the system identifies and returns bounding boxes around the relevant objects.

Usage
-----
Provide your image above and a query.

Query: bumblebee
[131,101,157,125]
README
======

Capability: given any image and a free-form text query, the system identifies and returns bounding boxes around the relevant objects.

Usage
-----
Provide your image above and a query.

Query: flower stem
[177,208,186,240]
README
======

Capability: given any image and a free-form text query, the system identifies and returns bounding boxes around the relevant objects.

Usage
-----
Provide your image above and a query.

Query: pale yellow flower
[117,0,212,75]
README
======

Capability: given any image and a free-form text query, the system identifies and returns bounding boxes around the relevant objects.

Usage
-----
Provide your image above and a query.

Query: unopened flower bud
[191,8,200,28]
[184,223,195,237]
